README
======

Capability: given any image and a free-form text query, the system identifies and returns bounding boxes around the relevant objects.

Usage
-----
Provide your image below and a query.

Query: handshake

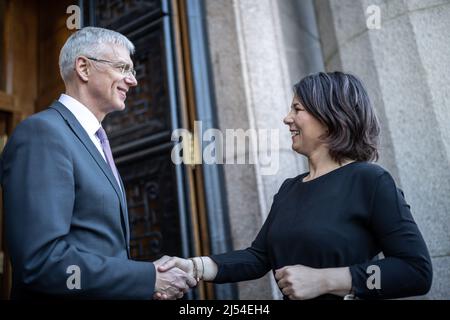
[153,255,215,300]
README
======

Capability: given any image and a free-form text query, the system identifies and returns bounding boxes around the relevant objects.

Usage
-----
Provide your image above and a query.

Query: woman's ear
[74,56,90,82]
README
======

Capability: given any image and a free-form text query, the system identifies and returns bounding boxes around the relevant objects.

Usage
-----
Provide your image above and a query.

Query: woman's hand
[157,256,195,277]
[275,264,328,300]
[275,264,352,300]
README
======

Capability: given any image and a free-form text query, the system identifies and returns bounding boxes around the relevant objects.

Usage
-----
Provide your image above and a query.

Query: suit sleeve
[349,172,433,299]
[1,118,155,299]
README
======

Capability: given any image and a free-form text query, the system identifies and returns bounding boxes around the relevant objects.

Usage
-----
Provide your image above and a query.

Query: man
[0,27,195,299]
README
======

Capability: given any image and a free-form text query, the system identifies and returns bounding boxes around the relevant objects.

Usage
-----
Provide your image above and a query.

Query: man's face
[87,44,137,116]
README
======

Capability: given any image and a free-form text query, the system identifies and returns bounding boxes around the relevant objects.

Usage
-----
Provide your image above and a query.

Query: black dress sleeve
[209,179,294,283]
[209,212,273,283]
[209,239,270,283]
[349,172,432,299]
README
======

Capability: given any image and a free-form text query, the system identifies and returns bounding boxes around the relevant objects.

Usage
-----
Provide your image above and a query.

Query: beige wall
[314,0,450,299]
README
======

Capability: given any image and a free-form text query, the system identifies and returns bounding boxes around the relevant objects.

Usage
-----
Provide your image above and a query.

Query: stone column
[204,0,321,299]
[315,0,450,299]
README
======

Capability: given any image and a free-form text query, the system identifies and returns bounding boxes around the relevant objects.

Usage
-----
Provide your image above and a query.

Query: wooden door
[0,0,212,299]
[84,0,213,298]
[83,0,212,298]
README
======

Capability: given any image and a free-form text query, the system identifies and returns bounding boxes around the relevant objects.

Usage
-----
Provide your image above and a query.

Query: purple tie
[96,127,122,190]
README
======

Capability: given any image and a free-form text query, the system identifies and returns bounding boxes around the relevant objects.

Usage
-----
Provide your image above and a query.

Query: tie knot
[96,127,108,143]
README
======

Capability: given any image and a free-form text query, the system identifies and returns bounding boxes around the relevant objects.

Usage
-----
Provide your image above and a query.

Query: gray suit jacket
[0,101,155,299]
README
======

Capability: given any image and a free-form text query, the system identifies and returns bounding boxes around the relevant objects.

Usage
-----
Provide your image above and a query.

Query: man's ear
[74,56,90,82]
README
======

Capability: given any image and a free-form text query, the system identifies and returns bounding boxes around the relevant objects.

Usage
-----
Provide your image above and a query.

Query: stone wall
[203,0,450,299]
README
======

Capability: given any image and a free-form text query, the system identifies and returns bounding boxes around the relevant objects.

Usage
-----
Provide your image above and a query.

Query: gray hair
[59,26,135,82]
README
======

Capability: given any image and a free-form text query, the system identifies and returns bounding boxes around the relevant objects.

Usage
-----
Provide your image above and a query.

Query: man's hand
[275,264,327,300]
[153,256,197,300]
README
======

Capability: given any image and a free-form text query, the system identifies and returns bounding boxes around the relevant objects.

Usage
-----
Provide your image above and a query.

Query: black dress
[210,161,432,299]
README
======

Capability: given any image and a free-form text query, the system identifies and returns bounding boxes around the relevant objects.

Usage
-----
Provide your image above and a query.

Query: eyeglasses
[86,56,136,78]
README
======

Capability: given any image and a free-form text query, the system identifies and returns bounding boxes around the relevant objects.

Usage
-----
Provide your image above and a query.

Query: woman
[157,72,432,300]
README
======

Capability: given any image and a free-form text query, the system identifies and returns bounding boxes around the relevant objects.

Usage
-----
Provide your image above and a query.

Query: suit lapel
[50,101,130,246]
[118,175,131,257]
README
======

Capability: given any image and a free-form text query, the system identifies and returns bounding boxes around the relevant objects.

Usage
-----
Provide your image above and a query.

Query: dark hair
[293,71,380,163]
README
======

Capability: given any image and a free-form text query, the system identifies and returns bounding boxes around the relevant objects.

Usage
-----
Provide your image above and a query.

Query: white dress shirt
[58,94,107,162]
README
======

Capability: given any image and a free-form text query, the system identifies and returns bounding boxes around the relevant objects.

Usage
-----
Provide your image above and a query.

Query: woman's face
[283,95,329,156]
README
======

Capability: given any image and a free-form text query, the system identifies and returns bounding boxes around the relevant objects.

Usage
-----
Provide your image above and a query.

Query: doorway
[0,0,225,300]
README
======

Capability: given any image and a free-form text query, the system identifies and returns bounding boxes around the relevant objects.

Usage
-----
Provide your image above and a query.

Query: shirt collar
[58,94,102,137]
